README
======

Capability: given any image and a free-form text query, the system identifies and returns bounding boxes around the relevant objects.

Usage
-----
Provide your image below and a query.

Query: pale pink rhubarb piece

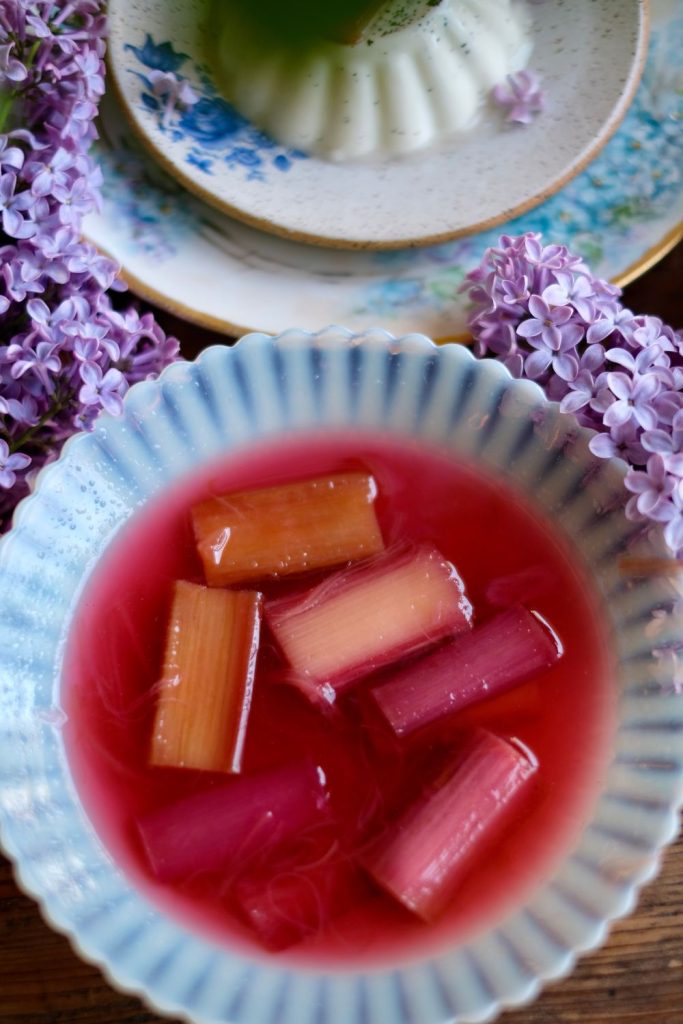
[138,760,331,882]
[267,545,472,704]
[372,605,562,738]
[150,580,262,773]
[362,730,537,920]
[192,473,384,586]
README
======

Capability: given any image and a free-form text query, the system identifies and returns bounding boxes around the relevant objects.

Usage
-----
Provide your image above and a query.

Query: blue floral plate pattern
[85,0,682,339]
[125,33,308,183]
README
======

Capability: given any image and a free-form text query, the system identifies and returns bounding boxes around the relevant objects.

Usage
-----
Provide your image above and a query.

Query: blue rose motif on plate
[125,35,189,74]
[126,34,307,181]
[177,98,248,147]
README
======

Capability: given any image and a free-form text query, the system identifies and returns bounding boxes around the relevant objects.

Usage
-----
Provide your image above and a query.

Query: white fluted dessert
[208,0,533,162]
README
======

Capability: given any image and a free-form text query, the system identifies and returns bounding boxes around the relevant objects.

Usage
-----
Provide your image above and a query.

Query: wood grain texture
[1,241,682,1024]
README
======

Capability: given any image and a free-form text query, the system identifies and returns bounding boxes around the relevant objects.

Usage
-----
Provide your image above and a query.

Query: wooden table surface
[1,240,682,1024]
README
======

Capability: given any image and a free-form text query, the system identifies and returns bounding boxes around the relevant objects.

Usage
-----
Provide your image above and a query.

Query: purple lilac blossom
[464,232,683,559]
[0,0,179,530]
[147,69,199,128]
[0,438,30,488]
[491,70,544,125]
[625,455,677,523]
[642,409,683,476]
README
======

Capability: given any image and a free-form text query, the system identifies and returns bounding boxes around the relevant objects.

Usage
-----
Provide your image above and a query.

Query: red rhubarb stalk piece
[138,760,332,882]
[362,730,537,921]
[150,580,262,773]
[371,605,562,738]
[192,472,385,586]
[267,545,472,705]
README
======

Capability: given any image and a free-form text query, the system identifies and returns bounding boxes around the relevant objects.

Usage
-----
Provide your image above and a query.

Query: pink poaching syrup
[63,431,616,967]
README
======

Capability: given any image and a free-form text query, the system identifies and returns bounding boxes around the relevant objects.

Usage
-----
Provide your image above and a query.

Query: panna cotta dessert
[208,0,534,161]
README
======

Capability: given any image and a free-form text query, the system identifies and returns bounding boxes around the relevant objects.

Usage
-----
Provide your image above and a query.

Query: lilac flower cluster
[465,232,683,557]
[0,0,179,530]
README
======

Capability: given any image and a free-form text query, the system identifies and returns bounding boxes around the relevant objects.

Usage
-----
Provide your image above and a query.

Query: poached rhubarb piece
[138,760,332,882]
[372,605,562,738]
[267,545,472,704]
[150,580,262,773]
[362,730,538,921]
[192,472,384,586]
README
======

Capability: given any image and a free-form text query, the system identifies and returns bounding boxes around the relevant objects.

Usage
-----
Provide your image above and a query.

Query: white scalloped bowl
[1,328,682,1024]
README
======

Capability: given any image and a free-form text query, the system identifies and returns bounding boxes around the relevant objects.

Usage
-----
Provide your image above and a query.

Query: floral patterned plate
[85,0,682,340]
[106,0,647,248]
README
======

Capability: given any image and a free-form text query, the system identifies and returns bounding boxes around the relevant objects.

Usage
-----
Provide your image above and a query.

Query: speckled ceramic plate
[1,328,682,1024]
[106,0,648,248]
[86,0,682,340]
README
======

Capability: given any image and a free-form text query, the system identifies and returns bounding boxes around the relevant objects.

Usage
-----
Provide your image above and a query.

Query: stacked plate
[86,0,682,338]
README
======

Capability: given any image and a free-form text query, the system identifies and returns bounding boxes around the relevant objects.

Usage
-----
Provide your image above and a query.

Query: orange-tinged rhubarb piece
[192,472,385,586]
[267,545,472,704]
[150,580,262,773]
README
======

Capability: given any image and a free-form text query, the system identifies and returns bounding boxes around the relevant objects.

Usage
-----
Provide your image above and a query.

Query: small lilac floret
[0,43,28,83]
[147,69,199,128]
[625,455,678,522]
[642,409,683,477]
[664,497,683,555]
[543,271,596,324]
[491,70,544,125]
[603,372,660,432]
[0,439,31,489]
[0,137,24,172]
[78,363,127,416]
[606,343,673,389]
[25,147,74,197]
[631,315,672,351]
[516,292,584,379]
[586,305,635,345]
[517,292,583,350]
[0,173,37,238]
[588,422,648,466]
[559,345,610,416]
